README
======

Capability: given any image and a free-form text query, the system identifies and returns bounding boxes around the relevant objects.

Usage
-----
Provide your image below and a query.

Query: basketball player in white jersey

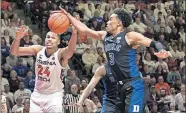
[10,25,78,113]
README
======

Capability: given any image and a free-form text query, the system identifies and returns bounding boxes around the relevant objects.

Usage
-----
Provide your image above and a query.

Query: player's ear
[118,20,122,27]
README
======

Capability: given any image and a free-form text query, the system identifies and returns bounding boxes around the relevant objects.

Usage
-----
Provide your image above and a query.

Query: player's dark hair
[113,8,132,28]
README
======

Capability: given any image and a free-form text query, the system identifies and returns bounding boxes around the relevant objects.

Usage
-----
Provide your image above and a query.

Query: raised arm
[10,27,42,56]
[60,26,78,61]
[52,8,106,40]
[76,66,105,106]
[126,31,171,59]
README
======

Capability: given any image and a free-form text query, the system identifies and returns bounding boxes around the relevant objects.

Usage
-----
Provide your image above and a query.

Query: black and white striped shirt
[64,94,81,113]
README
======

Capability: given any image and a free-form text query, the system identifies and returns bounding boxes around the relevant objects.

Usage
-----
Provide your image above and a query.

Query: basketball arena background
[1,0,186,113]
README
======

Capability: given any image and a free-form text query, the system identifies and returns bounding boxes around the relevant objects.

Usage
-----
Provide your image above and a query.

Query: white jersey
[34,47,64,94]
[1,95,8,113]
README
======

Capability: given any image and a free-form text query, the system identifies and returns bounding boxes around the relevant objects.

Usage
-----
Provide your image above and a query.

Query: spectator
[94,4,104,17]
[65,69,81,94]
[13,59,28,80]
[155,58,169,73]
[10,13,20,26]
[166,57,178,71]
[102,12,109,25]
[2,63,12,80]
[9,70,20,93]
[148,47,158,61]
[157,89,171,113]
[154,2,167,19]
[95,47,106,63]
[156,11,166,25]
[168,103,179,113]
[166,9,176,23]
[38,2,50,22]
[174,17,186,32]
[141,64,151,77]
[157,34,169,50]
[167,66,181,85]
[92,56,103,74]
[132,17,147,34]
[6,54,18,67]
[143,26,154,39]
[170,45,182,60]
[169,27,181,43]
[72,4,84,21]
[172,78,182,93]
[2,29,13,46]
[175,84,185,112]
[12,96,24,113]
[150,77,157,86]
[155,65,167,80]
[15,98,30,113]
[179,26,185,44]
[155,26,170,42]
[147,85,160,112]
[1,37,10,58]
[7,20,18,38]
[89,18,102,31]
[23,70,35,92]
[155,76,170,95]
[4,84,14,105]
[85,38,96,53]
[1,12,10,27]
[143,52,156,74]
[84,3,94,22]
[167,87,176,104]
[82,47,97,75]
[79,79,88,92]
[153,19,162,33]
[1,69,9,92]
[14,82,31,103]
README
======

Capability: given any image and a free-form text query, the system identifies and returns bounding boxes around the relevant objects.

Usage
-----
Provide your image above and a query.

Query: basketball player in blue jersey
[53,8,171,113]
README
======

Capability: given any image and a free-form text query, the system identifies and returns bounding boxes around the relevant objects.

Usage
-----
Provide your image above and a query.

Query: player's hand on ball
[154,50,172,59]
[50,6,68,15]
[16,26,28,40]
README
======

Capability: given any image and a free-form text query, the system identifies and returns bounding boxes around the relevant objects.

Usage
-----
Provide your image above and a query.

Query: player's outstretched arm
[126,31,172,59]
[52,7,106,40]
[10,26,42,56]
[61,26,77,60]
[76,66,106,106]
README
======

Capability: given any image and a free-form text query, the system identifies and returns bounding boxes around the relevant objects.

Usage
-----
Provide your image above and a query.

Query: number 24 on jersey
[37,64,50,77]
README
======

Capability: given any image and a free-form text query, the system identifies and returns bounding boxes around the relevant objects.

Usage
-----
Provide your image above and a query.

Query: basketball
[48,13,70,34]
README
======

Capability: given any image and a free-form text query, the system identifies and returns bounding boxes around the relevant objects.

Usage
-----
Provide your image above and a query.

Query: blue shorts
[115,78,148,113]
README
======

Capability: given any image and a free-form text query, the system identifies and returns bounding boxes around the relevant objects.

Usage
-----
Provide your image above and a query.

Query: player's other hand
[154,50,172,59]
[16,26,28,40]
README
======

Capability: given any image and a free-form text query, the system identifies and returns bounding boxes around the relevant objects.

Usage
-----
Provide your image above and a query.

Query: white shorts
[29,91,64,113]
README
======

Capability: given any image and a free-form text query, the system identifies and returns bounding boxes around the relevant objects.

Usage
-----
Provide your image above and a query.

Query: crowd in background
[1,0,185,113]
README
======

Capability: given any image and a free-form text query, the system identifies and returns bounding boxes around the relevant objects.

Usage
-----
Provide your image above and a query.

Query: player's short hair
[113,8,132,28]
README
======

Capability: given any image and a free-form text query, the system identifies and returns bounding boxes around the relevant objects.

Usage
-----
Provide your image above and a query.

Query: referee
[64,84,82,113]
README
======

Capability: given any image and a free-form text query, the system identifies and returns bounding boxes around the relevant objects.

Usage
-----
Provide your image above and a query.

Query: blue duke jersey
[104,31,140,80]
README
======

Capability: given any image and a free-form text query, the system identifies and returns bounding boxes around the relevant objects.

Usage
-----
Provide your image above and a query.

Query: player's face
[45,32,60,49]
[106,14,121,34]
